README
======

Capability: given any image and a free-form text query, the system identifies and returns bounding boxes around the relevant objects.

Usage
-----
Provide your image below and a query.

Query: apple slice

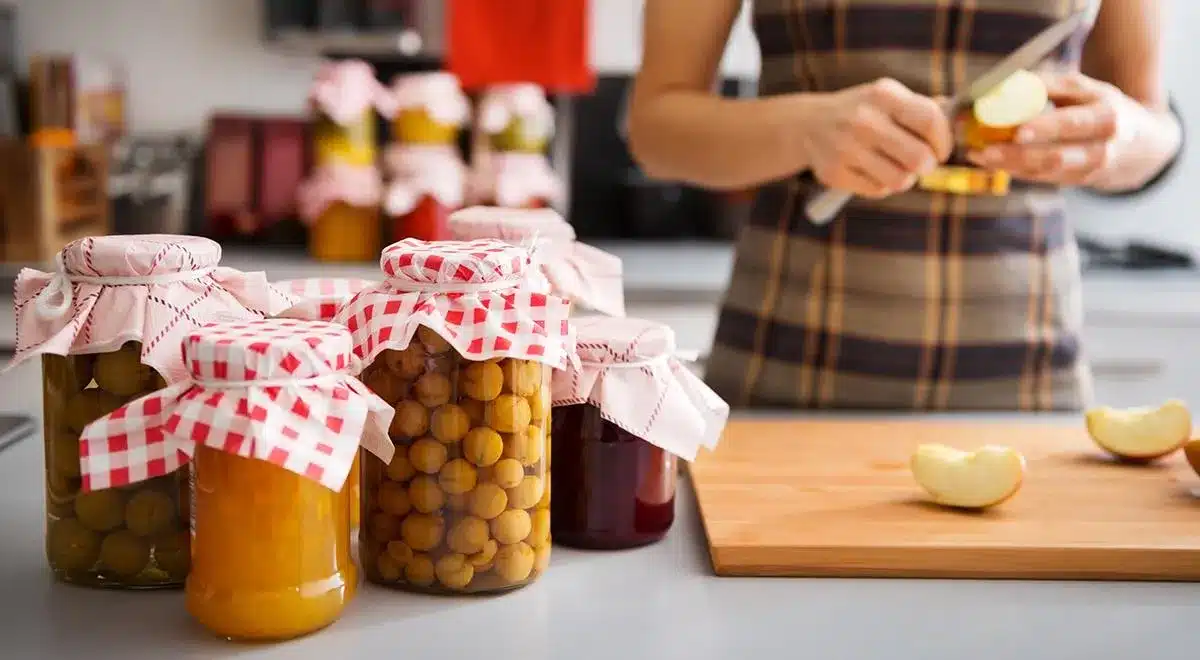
[1183,438,1200,477]
[910,444,1026,509]
[1084,399,1191,462]
[974,69,1049,129]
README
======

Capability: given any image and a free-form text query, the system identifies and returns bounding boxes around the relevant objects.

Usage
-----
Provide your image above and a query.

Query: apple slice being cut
[1085,399,1191,462]
[910,444,1026,509]
[973,69,1049,129]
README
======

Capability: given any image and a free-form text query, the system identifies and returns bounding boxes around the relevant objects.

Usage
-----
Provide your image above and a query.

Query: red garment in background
[447,0,594,93]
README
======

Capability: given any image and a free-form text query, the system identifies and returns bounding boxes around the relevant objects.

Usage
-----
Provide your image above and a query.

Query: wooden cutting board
[690,418,1200,581]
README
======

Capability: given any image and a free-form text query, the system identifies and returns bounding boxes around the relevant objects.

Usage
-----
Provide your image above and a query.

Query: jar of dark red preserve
[549,316,729,549]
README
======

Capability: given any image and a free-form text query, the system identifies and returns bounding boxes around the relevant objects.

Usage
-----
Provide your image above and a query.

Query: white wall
[11,0,760,135]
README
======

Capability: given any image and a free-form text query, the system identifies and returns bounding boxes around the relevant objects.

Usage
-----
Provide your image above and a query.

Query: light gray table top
[2,360,1199,659]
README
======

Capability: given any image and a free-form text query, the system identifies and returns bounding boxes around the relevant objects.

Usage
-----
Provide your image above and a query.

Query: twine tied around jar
[34,251,215,321]
[584,348,701,370]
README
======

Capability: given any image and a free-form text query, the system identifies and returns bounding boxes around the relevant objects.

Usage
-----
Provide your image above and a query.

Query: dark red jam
[550,403,677,549]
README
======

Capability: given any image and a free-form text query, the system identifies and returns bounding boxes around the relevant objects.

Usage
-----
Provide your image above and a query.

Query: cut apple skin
[1084,399,1191,463]
[910,444,1026,510]
[1183,439,1200,477]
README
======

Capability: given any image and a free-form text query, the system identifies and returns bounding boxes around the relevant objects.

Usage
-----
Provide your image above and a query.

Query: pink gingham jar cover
[311,59,392,125]
[384,72,470,126]
[449,206,625,317]
[467,152,563,209]
[551,315,729,462]
[274,277,378,322]
[9,235,281,383]
[297,162,383,223]
[78,319,396,492]
[382,144,466,217]
[334,238,576,370]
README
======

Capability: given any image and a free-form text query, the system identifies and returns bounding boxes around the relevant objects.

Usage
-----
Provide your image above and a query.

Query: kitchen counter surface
[1,358,1198,659]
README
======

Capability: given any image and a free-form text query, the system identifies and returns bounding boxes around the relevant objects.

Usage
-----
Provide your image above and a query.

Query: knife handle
[804,188,853,225]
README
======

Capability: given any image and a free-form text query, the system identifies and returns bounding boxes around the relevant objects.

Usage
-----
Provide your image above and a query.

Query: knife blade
[803,9,1091,226]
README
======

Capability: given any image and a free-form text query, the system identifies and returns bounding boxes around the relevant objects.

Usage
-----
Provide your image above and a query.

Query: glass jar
[308,200,381,262]
[186,445,356,641]
[359,326,553,594]
[74,319,394,640]
[10,234,279,590]
[550,403,676,549]
[313,109,376,168]
[42,343,191,587]
[547,316,730,550]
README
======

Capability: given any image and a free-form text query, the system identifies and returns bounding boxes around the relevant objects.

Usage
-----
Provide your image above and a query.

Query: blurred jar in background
[467,83,562,210]
[381,72,469,242]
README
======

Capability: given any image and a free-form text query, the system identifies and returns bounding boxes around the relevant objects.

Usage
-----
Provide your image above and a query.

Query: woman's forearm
[627,89,819,190]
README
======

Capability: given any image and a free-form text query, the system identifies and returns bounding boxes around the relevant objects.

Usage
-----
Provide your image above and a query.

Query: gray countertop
[2,358,1199,659]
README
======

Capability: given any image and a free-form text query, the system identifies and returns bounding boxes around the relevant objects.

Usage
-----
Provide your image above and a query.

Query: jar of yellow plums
[78,319,395,641]
[6,234,280,589]
[335,238,576,594]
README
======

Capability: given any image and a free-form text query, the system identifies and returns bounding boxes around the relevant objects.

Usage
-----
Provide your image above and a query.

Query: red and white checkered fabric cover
[78,319,396,492]
[335,238,576,369]
[550,315,729,461]
[8,235,282,383]
[274,277,377,321]
[448,207,625,317]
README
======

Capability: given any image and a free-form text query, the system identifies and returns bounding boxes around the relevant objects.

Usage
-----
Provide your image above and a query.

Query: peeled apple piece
[973,69,1049,128]
[910,444,1026,509]
[1084,399,1191,462]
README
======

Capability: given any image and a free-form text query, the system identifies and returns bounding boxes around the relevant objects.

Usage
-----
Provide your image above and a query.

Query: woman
[628,0,1182,411]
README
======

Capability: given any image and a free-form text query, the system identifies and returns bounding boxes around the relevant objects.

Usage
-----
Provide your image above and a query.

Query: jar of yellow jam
[76,318,396,640]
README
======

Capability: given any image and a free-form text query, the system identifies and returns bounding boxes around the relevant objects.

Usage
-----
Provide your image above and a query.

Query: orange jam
[185,445,357,641]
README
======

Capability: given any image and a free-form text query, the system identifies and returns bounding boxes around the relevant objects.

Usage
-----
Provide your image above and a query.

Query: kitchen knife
[803,9,1091,226]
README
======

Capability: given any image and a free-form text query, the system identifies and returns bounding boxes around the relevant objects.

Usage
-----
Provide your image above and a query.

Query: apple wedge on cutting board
[1085,399,1191,463]
[910,444,1026,510]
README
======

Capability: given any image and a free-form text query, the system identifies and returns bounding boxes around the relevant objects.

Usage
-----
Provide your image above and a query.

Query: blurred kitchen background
[0,0,1198,405]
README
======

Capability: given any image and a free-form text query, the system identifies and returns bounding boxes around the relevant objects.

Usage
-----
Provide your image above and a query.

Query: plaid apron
[706,0,1096,411]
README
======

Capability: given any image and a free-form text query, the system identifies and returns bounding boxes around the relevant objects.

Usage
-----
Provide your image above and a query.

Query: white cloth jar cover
[448,206,625,317]
[550,315,729,461]
[77,319,396,492]
[382,144,467,217]
[9,234,284,383]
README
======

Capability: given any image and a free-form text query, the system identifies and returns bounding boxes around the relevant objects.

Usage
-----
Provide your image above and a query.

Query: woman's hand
[966,71,1181,191]
[804,78,954,199]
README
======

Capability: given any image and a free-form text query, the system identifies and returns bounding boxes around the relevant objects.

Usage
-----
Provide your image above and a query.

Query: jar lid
[448,207,625,317]
[310,59,388,126]
[378,237,531,287]
[337,238,576,369]
[79,318,395,492]
[182,318,353,381]
[466,152,564,209]
[551,315,729,461]
[387,72,470,125]
[574,316,673,365]
[61,234,222,275]
[448,206,576,244]
[9,234,276,383]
